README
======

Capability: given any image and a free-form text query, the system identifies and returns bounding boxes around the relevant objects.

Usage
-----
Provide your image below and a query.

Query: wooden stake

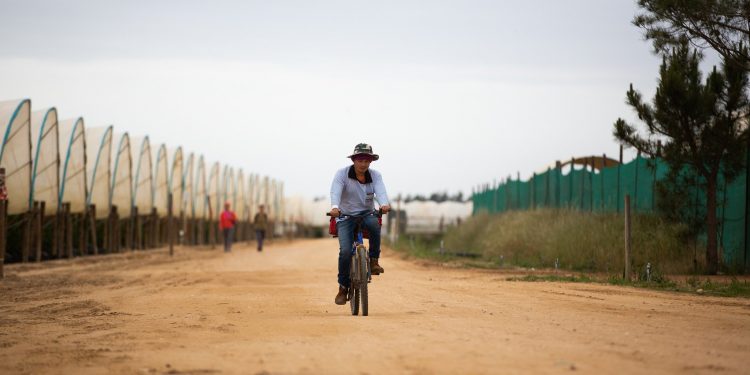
[151,208,158,248]
[0,199,6,279]
[207,197,215,249]
[624,194,631,281]
[22,209,32,263]
[89,205,98,255]
[168,193,174,256]
[52,208,59,258]
[78,213,86,256]
[35,201,44,262]
[126,207,134,251]
[65,203,73,259]
[134,207,142,250]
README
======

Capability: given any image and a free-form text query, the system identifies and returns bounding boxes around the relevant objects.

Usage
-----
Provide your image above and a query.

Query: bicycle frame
[328,209,381,316]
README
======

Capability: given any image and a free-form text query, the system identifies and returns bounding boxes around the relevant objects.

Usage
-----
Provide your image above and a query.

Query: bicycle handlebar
[326,208,384,218]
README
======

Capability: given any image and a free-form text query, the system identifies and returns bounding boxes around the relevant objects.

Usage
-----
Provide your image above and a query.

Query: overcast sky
[1,0,686,200]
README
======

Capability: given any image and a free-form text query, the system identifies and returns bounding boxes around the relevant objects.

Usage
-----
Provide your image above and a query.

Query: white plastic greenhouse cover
[283,194,330,226]
[252,174,262,217]
[0,99,32,215]
[236,169,247,221]
[262,176,270,216]
[193,155,206,219]
[181,152,194,217]
[246,173,256,219]
[110,133,132,218]
[270,179,279,221]
[168,147,183,216]
[207,162,221,220]
[131,136,153,215]
[58,118,87,214]
[400,201,473,234]
[277,181,285,222]
[31,108,59,214]
[222,165,234,208]
[152,144,169,218]
[85,126,113,219]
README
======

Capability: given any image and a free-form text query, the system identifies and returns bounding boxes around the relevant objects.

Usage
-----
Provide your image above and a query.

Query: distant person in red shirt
[219,201,237,252]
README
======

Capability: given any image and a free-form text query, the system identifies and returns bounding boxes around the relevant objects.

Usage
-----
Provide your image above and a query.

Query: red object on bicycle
[329,217,338,237]
[329,216,382,238]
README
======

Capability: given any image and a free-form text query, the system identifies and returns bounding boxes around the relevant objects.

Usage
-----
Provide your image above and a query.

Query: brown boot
[335,286,348,305]
[370,258,384,275]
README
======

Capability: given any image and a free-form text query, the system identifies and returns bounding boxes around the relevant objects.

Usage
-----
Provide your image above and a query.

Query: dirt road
[0,238,748,374]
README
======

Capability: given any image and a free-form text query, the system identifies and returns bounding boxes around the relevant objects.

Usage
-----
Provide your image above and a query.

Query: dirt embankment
[1,239,748,374]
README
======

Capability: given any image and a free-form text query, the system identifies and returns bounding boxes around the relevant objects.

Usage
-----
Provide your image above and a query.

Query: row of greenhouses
[0,98,285,263]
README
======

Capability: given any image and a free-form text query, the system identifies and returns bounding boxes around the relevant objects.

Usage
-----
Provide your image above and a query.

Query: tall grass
[442,209,696,274]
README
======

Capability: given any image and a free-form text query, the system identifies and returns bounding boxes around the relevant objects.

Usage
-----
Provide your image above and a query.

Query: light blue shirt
[330,165,389,214]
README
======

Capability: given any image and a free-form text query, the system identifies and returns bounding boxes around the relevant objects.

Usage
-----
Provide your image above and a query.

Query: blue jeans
[223,228,234,252]
[255,230,265,251]
[337,213,381,288]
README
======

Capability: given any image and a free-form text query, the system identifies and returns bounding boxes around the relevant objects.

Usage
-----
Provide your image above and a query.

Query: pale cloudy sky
[0,0,675,199]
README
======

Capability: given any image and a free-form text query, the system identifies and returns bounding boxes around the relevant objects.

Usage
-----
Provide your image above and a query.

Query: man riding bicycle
[330,143,391,305]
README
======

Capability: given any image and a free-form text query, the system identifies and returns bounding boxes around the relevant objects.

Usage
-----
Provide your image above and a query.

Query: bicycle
[327,209,382,316]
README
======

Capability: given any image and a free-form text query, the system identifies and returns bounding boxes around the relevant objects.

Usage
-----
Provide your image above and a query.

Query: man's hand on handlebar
[380,205,391,214]
[330,208,341,217]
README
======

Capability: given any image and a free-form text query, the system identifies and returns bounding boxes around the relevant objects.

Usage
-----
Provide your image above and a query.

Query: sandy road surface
[0,238,749,374]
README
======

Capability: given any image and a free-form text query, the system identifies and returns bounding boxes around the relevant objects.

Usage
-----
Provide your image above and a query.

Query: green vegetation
[387,209,750,298]
[507,273,750,298]
[441,209,695,274]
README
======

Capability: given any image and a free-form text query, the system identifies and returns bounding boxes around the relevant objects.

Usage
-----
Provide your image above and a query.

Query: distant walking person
[254,205,269,252]
[219,201,237,252]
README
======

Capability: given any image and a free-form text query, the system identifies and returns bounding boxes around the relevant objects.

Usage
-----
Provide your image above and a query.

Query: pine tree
[614,41,749,274]
[634,0,750,71]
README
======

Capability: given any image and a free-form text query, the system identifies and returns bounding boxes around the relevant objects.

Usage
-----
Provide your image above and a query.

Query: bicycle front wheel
[358,247,369,316]
[350,249,360,315]
[351,287,360,315]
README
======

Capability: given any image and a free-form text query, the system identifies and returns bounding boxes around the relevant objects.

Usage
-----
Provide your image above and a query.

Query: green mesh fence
[473,156,749,270]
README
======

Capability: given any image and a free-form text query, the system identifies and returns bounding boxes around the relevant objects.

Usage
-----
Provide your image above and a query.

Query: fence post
[617,145,623,213]
[580,159,586,211]
[89,205,98,255]
[634,150,640,212]
[0,199,6,279]
[151,207,158,248]
[745,145,750,273]
[516,171,521,209]
[545,167,551,207]
[505,175,513,211]
[602,153,606,210]
[168,193,174,256]
[110,205,118,252]
[65,203,73,258]
[569,157,575,208]
[624,194,631,280]
[22,208,32,263]
[531,173,536,209]
[589,160,594,212]
[134,207,142,250]
[492,179,497,213]
[207,197,215,249]
[555,161,561,208]
[30,202,39,262]
[35,201,44,261]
